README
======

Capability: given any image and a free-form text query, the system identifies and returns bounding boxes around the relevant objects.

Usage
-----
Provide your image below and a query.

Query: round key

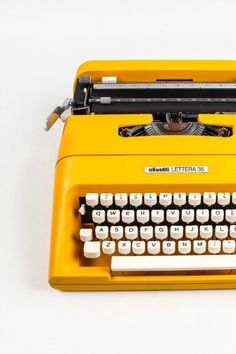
[166,209,179,223]
[130,193,142,207]
[132,241,145,255]
[200,225,213,239]
[92,210,105,224]
[193,240,206,254]
[137,209,150,224]
[208,240,221,254]
[125,226,138,240]
[211,209,224,223]
[118,241,131,255]
[107,209,120,224]
[178,240,191,254]
[218,192,230,206]
[102,241,115,255]
[155,226,168,240]
[84,241,100,258]
[182,209,194,223]
[140,226,153,240]
[196,209,209,223]
[203,192,216,206]
[223,240,236,254]
[147,241,160,255]
[159,193,172,207]
[80,228,93,242]
[95,226,108,240]
[188,193,201,207]
[100,193,113,207]
[151,210,164,224]
[232,192,236,205]
[230,225,236,239]
[225,209,236,223]
[121,210,135,224]
[115,193,128,207]
[173,193,186,206]
[170,225,183,240]
[110,226,123,240]
[215,225,228,239]
[144,193,157,206]
[163,241,175,255]
[86,193,99,207]
[185,225,198,239]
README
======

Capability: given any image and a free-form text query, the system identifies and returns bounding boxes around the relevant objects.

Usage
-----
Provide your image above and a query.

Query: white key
[132,241,145,255]
[196,209,209,223]
[102,76,117,84]
[147,241,160,255]
[118,240,131,255]
[203,192,216,206]
[188,193,201,206]
[182,209,194,223]
[173,193,186,206]
[178,240,191,254]
[102,241,115,255]
[122,210,135,224]
[110,226,123,240]
[130,193,142,207]
[140,226,153,240]
[92,210,105,224]
[137,209,150,223]
[215,225,228,239]
[208,240,221,254]
[155,226,168,240]
[185,225,198,239]
[211,209,224,223]
[144,193,157,206]
[223,240,236,254]
[79,204,86,215]
[125,226,138,240]
[193,240,206,254]
[170,225,183,240]
[86,193,99,207]
[84,241,100,258]
[95,226,108,240]
[200,225,213,239]
[232,192,236,205]
[151,210,164,224]
[230,225,236,239]
[79,228,93,242]
[225,209,236,223]
[159,193,172,207]
[163,241,175,255]
[166,209,180,223]
[100,193,113,207]
[107,210,120,224]
[218,192,230,206]
[111,255,236,272]
[115,193,128,207]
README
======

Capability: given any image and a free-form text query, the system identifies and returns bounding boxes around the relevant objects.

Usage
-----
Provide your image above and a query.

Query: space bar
[111,255,236,272]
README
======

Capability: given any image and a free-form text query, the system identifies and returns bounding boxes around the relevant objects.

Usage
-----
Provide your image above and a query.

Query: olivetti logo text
[144,166,209,174]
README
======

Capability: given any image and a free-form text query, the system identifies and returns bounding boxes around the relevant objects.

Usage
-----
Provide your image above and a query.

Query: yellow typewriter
[47,60,236,291]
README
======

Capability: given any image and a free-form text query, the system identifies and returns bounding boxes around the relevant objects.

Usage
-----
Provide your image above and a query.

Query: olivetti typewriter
[47,60,236,290]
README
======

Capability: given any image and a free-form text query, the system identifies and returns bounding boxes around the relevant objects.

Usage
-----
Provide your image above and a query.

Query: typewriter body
[48,60,236,290]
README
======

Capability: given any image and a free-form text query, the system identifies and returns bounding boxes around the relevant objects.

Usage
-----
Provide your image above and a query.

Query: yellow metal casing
[49,60,236,291]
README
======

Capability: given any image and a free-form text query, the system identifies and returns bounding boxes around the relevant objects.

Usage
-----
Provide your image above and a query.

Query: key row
[80,224,236,241]
[85,192,236,208]
[91,208,236,224]
[83,240,236,258]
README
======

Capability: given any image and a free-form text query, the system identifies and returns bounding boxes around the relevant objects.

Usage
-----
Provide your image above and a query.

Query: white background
[1,0,236,353]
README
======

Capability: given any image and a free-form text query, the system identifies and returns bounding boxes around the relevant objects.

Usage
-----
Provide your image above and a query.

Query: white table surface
[1,0,236,353]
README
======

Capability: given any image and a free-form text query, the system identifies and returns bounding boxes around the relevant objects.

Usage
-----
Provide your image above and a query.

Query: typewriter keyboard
[78,192,236,272]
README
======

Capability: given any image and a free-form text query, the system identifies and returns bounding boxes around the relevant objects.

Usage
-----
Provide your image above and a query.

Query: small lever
[44,98,72,131]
